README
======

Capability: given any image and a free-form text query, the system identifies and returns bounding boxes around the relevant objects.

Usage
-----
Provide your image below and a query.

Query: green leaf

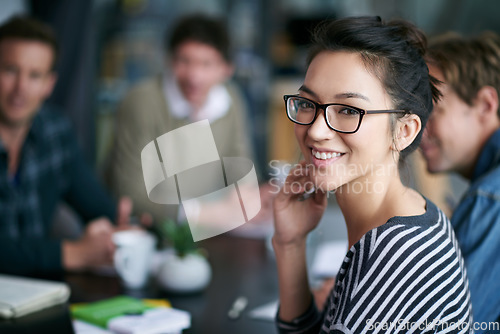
[158,220,196,257]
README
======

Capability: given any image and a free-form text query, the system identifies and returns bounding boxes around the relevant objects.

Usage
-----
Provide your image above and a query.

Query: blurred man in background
[107,14,258,224]
[0,16,134,277]
[422,31,500,327]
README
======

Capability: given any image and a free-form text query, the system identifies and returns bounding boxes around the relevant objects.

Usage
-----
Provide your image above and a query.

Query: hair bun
[388,20,428,56]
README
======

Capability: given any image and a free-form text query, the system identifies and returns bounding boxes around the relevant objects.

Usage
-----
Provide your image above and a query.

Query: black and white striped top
[277,198,474,333]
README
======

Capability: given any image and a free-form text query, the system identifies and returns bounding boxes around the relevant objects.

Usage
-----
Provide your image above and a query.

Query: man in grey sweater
[107,14,256,224]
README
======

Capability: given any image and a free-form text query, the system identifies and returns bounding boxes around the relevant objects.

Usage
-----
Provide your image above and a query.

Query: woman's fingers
[280,161,316,198]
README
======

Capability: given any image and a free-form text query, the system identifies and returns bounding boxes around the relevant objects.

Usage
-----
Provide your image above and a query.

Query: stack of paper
[71,296,190,334]
[248,300,278,322]
[108,308,190,334]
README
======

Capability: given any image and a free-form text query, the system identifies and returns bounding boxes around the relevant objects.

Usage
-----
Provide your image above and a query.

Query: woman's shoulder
[332,198,471,333]
[380,197,444,234]
[349,198,457,275]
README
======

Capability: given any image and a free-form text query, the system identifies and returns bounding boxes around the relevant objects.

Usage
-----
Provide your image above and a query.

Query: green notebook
[71,296,154,328]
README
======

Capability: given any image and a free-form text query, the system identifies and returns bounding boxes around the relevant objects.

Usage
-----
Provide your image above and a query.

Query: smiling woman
[272,16,474,333]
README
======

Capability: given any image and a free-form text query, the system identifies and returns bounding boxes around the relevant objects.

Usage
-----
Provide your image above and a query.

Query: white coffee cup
[112,230,156,289]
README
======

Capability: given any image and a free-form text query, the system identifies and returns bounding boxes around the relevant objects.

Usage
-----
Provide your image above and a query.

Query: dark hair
[307,16,440,160]
[0,15,58,69]
[428,31,500,118]
[166,14,231,62]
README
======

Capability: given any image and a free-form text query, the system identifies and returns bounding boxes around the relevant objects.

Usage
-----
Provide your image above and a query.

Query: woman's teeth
[312,149,342,160]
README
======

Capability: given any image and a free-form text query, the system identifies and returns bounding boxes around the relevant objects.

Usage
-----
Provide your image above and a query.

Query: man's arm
[106,82,171,223]
[56,120,132,272]
[0,218,116,275]
[62,131,116,223]
[0,237,62,276]
[225,83,254,160]
[451,192,500,324]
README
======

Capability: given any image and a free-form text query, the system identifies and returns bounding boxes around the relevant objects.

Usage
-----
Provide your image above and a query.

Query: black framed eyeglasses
[284,95,409,134]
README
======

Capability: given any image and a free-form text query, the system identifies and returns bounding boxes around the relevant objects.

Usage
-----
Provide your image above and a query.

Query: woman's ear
[392,114,422,152]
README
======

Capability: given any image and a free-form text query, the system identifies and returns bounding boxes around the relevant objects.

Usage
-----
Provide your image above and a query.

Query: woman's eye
[338,107,360,116]
[297,101,314,110]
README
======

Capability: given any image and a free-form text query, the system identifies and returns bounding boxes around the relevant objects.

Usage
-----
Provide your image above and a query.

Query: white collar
[163,75,231,122]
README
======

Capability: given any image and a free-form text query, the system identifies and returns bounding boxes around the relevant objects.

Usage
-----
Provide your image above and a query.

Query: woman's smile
[309,147,345,167]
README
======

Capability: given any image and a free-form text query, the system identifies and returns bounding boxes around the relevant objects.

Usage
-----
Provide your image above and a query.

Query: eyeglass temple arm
[365,110,408,114]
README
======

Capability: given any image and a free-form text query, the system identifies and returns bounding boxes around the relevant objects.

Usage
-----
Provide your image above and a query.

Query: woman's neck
[335,172,425,249]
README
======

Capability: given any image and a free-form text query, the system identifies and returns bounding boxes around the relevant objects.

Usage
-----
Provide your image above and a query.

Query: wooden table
[0,206,347,334]
[1,235,280,334]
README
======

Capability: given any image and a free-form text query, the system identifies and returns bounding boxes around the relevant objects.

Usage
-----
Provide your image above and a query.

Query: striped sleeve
[276,298,323,334]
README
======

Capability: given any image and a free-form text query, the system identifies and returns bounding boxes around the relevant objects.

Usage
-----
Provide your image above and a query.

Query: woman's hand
[272,161,327,247]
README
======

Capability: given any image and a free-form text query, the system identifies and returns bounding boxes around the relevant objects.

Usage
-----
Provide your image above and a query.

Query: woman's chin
[311,175,345,193]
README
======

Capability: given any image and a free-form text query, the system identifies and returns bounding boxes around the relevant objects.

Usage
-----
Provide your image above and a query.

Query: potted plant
[156,220,212,293]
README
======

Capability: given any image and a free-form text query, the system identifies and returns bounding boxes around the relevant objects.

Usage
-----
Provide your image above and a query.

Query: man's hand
[62,197,155,272]
[116,196,153,229]
[62,218,115,271]
[115,197,133,229]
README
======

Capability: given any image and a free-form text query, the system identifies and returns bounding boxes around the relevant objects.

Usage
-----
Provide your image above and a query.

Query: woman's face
[295,51,397,193]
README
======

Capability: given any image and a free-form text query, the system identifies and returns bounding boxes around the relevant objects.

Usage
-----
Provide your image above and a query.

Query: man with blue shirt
[0,16,135,277]
[421,32,500,329]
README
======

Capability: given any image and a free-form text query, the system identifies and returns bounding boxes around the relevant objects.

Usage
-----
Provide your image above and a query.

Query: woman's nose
[307,110,335,141]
